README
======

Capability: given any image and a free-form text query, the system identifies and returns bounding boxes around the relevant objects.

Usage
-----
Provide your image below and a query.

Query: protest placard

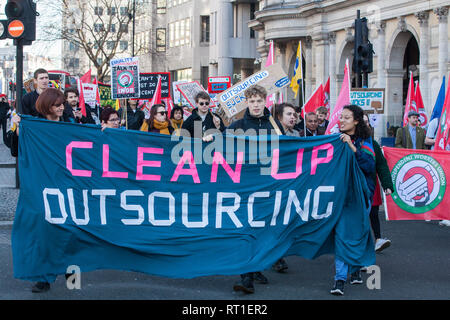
[98,82,115,108]
[176,81,216,108]
[350,88,385,113]
[216,63,290,120]
[110,57,140,99]
[139,73,171,99]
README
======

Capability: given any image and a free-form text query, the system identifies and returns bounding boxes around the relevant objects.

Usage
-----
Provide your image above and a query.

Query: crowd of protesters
[1,68,449,296]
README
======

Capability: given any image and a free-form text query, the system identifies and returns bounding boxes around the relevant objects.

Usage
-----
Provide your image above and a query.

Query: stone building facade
[250,0,450,137]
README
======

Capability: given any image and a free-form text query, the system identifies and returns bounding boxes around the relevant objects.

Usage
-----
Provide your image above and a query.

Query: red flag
[402,72,416,125]
[151,76,162,107]
[162,97,174,118]
[434,78,450,151]
[301,84,324,118]
[80,69,91,84]
[77,70,92,117]
[414,82,428,128]
[325,60,350,134]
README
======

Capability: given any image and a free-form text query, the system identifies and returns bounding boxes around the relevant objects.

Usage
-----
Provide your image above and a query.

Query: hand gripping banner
[12,117,375,282]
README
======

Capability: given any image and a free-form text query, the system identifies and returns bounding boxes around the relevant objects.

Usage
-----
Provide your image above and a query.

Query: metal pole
[132,0,136,57]
[15,39,23,189]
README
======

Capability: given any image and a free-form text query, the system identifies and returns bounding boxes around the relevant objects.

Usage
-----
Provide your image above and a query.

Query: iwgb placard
[110,57,140,99]
[383,147,450,220]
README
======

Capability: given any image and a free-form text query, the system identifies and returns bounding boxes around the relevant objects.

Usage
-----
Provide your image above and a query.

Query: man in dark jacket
[0,94,10,144]
[21,68,49,116]
[227,85,283,295]
[181,91,225,138]
[63,87,96,124]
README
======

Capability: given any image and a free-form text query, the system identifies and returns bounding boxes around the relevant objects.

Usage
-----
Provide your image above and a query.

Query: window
[169,18,190,48]
[94,7,103,16]
[157,0,166,14]
[174,68,192,81]
[120,41,128,51]
[200,16,210,43]
[107,41,115,50]
[94,24,104,32]
[109,24,116,33]
[250,3,256,39]
[120,24,128,33]
[108,7,116,16]
[120,7,129,16]
[97,57,103,66]
[68,41,78,51]
[156,28,166,52]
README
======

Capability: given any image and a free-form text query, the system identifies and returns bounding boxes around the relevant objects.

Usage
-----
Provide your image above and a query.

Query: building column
[313,34,328,89]
[415,11,430,111]
[328,32,337,107]
[376,21,386,89]
[217,0,233,78]
[434,7,449,86]
[305,36,313,99]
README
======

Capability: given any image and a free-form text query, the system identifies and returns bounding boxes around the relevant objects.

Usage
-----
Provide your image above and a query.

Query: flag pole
[302,79,306,137]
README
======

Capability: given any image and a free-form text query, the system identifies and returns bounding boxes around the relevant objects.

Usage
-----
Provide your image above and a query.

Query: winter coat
[181,108,225,138]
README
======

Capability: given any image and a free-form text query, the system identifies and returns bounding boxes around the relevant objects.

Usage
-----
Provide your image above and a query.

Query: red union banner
[383,147,450,220]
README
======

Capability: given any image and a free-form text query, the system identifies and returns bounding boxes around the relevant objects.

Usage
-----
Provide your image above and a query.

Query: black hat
[408,110,420,117]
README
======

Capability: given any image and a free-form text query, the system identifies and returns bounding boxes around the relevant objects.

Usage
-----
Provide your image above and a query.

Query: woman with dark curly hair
[169,105,184,135]
[330,104,376,296]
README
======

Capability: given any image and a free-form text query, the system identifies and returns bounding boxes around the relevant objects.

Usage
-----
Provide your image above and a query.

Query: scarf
[153,119,170,135]
[170,118,183,130]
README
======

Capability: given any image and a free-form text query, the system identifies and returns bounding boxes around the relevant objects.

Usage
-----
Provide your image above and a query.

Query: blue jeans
[334,258,361,281]
[335,199,372,281]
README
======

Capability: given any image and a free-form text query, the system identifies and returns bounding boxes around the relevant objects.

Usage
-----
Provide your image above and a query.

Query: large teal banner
[12,117,375,282]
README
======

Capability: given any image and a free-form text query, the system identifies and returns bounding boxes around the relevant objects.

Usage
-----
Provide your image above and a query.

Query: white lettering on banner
[42,188,336,228]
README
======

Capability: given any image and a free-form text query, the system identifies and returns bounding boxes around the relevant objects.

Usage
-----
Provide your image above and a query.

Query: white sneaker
[438,220,450,227]
[375,238,391,253]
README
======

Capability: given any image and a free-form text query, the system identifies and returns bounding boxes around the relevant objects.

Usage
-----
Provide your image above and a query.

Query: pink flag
[414,82,428,128]
[325,60,351,134]
[402,72,416,126]
[278,92,284,103]
[265,41,276,110]
[301,84,324,118]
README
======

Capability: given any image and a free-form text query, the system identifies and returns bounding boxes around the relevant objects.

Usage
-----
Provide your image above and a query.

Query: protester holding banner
[363,114,393,253]
[140,104,174,135]
[169,105,184,135]
[11,88,73,293]
[272,103,299,137]
[181,91,225,138]
[227,85,283,294]
[395,111,426,149]
[331,104,376,296]
[101,107,121,130]
[63,87,96,125]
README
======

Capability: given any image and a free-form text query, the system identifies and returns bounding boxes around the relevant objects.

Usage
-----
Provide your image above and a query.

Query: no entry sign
[8,20,24,38]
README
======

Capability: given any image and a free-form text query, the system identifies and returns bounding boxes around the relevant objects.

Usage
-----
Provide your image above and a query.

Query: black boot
[31,281,50,293]
[233,273,255,294]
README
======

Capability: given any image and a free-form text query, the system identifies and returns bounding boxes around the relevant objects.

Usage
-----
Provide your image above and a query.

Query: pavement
[0,129,449,301]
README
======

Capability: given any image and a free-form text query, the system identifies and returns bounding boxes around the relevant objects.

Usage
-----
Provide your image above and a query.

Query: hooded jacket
[227,108,285,135]
[181,108,225,138]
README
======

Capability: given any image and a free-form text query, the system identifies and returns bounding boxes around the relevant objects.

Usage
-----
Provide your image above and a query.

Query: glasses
[198,102,210,106]
[157,111,167,115]
[108,118,120,122]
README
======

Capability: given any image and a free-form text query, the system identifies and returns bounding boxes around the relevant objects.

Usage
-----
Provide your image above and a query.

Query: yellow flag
[290,41,303,98]
[114,99,120,111]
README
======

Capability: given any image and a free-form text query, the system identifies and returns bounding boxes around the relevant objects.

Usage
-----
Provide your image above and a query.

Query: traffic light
[2,0,37,42]
[353,17,373,74]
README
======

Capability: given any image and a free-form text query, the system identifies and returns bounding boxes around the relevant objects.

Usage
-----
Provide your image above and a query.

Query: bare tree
[41,0,149,82]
